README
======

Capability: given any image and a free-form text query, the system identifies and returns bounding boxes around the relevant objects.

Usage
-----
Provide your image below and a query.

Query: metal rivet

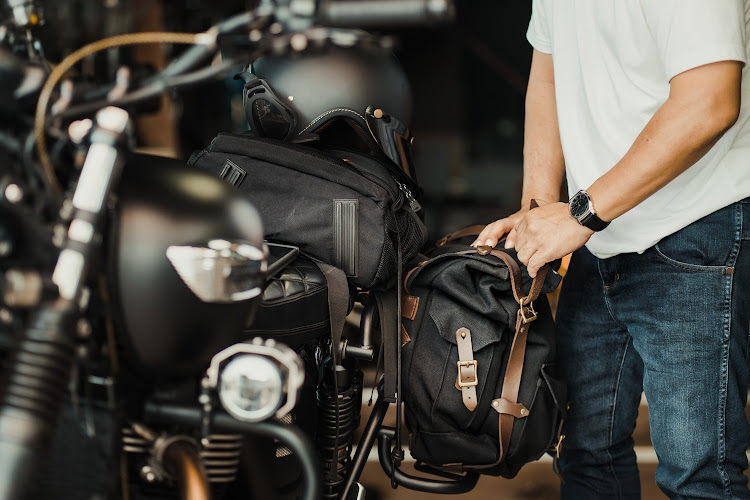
[492,400,499,408]
[373,108,384,119]
[520,409,527,415]
[461,331,466,338]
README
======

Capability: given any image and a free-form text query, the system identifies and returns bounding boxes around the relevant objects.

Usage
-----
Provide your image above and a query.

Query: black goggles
[242,77,417,182]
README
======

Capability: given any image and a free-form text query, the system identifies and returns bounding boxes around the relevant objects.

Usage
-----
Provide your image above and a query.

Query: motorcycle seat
[243,254,331,347]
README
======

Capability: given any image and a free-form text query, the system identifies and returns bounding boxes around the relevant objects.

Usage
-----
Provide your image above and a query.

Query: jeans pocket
[653,205,737,273]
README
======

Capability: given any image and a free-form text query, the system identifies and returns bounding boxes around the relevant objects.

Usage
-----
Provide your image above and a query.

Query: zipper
[217,133,402,205]
[396,181,422,213]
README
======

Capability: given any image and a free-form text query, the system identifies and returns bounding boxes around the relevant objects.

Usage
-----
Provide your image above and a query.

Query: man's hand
[511,202,593,278]
[471,207,529,248]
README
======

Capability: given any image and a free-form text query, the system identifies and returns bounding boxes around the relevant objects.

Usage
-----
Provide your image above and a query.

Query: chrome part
[205,339,304,422]
[200,434,243,483]
[122,425,242,485]
[3,269,42,307]
[51,249,84,300]
[219,354,283,422]
[4,184,23,204]
[71,143,117,213]
[166,240,266,303]
[68,118,93,144]
[67,219,94,244]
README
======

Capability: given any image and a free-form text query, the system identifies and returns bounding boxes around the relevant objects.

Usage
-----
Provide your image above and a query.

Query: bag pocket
[506,363,567,465]
[426,290,511,433]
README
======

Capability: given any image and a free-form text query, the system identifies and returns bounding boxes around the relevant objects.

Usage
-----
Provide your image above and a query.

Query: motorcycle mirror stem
[0,107,129,500]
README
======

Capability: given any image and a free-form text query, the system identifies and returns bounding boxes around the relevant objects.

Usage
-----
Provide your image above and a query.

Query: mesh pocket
[397,208,428,265]
[377,208,428,289]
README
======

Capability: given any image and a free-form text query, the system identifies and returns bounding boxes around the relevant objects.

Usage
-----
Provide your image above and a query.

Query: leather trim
[492,397,529,419]
[455,327,478,411]
[496,310,531,461]
[401,294,419,320]
[401,324,411,346]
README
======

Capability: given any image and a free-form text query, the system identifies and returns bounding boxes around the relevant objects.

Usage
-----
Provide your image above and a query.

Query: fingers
[471,219,514,247]
[504,228,517,249]
[525,252,549,279]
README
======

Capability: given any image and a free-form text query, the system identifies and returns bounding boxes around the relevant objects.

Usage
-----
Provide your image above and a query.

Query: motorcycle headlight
[204,338,304,423]
[166,239,267,303]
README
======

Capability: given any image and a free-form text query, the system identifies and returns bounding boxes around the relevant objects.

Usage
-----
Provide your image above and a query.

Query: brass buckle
[520,300,537,324]
[456,360,478,387]
[554,433,566,459]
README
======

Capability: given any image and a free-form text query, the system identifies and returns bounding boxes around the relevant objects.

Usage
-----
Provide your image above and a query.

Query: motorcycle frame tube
[143,403,320,500]
[339,394,389,500]
[377,426,480,494]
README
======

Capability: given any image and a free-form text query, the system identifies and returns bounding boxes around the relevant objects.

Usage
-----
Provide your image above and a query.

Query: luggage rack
[336,300,482,499]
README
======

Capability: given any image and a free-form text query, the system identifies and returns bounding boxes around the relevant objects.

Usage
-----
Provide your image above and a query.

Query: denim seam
[603,289,628,332]
[716,203,743,496]
[606,331,633,500]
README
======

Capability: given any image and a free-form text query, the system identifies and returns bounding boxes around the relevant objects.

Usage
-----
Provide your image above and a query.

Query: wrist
[568,190,610,231]
[521,195,558,208]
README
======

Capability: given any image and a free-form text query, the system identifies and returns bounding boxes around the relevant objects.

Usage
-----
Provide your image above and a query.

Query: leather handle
[454,248,548,305]
[435,225,488,247]
[438,200,541,248]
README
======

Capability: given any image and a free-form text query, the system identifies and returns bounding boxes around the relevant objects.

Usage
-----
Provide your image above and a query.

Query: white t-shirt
[527,0,750,259]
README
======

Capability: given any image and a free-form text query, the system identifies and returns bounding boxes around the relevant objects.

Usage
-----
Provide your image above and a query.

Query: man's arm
[473,49,565,247]
[587,60,742,221]
[520,50,566,209]
[512,60,743,277]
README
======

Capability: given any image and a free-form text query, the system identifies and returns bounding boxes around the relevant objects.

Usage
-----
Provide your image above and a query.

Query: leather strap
[454,327,478,411]
[435,225,487,246]
[492,308,532,461]
[437,200,541,248]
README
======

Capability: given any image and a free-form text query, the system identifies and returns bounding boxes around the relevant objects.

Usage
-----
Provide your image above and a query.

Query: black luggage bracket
[377,426,480,494]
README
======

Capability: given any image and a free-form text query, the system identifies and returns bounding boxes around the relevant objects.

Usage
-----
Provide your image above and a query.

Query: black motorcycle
[0,1,459,499]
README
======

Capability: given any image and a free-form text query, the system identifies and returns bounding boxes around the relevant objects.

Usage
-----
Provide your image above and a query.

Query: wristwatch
[568,190,610,231]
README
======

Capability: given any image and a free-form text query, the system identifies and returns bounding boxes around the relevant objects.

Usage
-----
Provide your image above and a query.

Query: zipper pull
[397,182,422,213]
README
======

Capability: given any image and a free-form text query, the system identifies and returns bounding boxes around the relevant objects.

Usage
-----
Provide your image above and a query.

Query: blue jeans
[556,199,750,499]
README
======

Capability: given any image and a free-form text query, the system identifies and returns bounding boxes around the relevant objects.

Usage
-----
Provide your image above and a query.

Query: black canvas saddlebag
[400,226,568,478]
[189,133,427,291]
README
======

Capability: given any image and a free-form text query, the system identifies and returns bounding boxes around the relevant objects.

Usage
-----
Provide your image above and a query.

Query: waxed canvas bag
[400,225,568,478]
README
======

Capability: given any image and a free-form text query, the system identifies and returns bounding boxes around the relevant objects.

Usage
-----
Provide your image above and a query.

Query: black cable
[53,57,242,122]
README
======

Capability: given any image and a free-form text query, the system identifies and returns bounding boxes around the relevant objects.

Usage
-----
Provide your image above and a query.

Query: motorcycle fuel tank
[108,154,266,378]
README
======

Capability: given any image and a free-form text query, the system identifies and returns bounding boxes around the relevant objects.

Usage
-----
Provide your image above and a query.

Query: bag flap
[422,244,562,296]
[421,256,516,351]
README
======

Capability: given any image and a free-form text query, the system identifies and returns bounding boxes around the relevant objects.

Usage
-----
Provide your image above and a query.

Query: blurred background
[32,0,534,239]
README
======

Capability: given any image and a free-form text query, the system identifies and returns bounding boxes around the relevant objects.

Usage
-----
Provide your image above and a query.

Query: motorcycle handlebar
[317,0,455,27]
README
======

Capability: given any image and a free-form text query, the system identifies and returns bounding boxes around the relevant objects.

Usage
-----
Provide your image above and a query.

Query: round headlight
[218,354,284,422]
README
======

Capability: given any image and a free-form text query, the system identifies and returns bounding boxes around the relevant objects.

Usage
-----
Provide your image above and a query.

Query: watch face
[569,191,590,219]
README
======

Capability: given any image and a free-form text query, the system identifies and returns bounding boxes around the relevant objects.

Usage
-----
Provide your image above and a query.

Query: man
[473,1,750,498]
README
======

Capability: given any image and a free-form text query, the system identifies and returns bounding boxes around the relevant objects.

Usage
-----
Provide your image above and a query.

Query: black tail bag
[189,133,427,290]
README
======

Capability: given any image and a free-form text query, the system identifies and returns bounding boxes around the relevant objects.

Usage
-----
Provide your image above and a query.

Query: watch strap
[580,212,610,231]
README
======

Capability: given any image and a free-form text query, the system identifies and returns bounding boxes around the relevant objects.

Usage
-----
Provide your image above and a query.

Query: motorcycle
[0,1,457,499]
